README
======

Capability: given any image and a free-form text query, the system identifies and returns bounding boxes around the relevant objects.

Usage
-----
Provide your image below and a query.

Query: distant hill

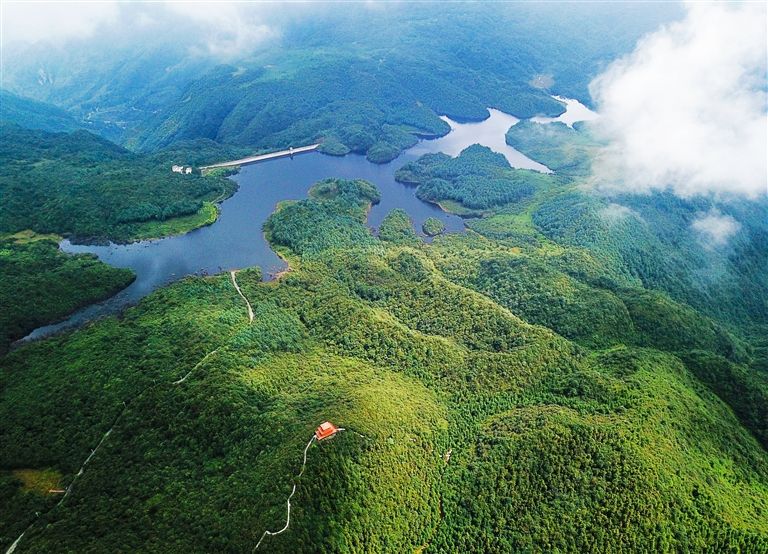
[0,90,82,133]
[2,4,683,160]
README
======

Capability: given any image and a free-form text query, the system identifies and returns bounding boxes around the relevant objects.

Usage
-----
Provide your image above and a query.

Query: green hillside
[0,231,134,353]
[0,90,83,133]
[505,120,599,175]
[0,124,237,242]
[0,124,244,351]
[2,178,765,552]
[501,121,768,329]
[2,3,765,551]
[3,4,682,162]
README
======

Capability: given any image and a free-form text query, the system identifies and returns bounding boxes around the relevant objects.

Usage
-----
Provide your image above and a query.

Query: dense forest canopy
[0,231,134,353]
[1,177,766,552]
[396,145,557,214]
[499,120,768,332]
[0,90,82,134]
[2,3,681,161]
[1,1,766,552]
[0,124,238,242]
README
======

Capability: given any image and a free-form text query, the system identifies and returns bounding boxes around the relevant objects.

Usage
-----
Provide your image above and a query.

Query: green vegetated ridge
[505,120,600,176]
[396,144,559,216]
[0,90,83,134]
[3,4,682,163]
[0,231,135,354]
[502,121,768,332]
[0,123,244,351]
[0,123,238,243]
[2,163,766,551]
[422,217,445,237]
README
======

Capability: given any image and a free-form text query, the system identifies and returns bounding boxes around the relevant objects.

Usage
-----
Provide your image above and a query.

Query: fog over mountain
[2,1,284,55]
[692,209,742,248]
[589,2,767,199]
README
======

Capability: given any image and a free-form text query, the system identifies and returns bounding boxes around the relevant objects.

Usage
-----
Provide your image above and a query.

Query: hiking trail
[5,272,255,554]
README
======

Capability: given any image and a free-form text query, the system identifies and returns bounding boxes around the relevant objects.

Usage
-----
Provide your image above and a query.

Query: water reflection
[411,109,551,172]
[531,95,598,128]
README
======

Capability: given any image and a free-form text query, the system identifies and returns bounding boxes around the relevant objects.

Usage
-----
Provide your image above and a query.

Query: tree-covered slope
[0,123,245,341]
[0,90,83,133]
[0,231,134,353]
[0,124,237,242]
[2,178,766,552]
[396,145,558,215]
[3,4,682,162]
[401,138,768,335]
[505,120,599,176]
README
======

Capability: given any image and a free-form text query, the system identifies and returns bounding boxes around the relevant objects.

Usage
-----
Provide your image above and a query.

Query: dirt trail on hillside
[6,273,256,554]
[253,435,317,551]
[231,270,254,323]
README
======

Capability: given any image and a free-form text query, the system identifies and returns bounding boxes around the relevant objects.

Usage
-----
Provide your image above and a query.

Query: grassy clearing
[131,202,219,241]
[2,230,61,244]
[11,469,63,495]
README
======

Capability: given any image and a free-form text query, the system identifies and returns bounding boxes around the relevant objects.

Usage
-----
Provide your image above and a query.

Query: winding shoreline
[12,97,590,347]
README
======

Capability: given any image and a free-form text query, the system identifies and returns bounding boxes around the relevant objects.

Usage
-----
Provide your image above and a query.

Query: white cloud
[691,209,741,247]
[163,2,279,59]
[589,2,768,199]
[1,1,119,44]
[1,1,280,59]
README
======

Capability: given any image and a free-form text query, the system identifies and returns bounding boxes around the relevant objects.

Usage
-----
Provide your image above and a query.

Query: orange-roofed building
[315,421,338,441]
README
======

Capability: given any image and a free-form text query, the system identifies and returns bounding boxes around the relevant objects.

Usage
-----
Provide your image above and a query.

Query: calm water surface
[411,109,551,172]
[23,99,594,341]
[531,96,598,127]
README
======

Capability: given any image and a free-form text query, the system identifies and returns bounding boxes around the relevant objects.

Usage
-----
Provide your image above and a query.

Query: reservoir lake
[23,99,595,341]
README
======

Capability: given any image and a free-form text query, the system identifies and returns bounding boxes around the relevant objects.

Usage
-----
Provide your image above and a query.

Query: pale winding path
[231,270,254,323]
[5,272,255,554]
[252,427,368,551]
[253,435,317,551]
[172,348,220,385]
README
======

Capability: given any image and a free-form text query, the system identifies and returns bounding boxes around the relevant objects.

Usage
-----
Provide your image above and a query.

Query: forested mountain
[2,4,681,161]
[1,176,766,552]
[0,231,134,353]
[0,124,238,242]
[0,124,239,348]
[0,90,82,133]
[2,2,766,552]
[396,145,558,215]
[502,121,768,333]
